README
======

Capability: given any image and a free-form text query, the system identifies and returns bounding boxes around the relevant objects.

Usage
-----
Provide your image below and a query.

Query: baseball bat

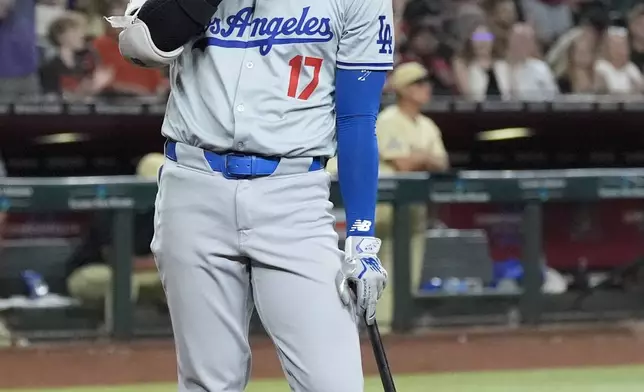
[348,282,396,391]
[364,318,397,392]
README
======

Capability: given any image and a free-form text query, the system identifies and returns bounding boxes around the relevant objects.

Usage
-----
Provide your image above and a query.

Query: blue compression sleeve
[335,69,386,238]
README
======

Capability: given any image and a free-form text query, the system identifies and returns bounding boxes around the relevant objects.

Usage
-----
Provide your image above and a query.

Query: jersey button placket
[231,25,255,153]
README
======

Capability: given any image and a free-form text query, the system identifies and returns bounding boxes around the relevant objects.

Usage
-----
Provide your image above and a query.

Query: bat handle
[348,282,396,391]
[366,320,397,392]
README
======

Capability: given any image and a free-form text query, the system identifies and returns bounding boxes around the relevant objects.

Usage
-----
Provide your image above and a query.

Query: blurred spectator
[65,153,164,311]
[35,0,67,42]
[0,0,40,100]
[39,11,113,100]
[546,1,609,78]
[557,34,597,94]
[609,0,643,21]
[393,0,409,24]
[73,0,113,38]
[628,4,644,71]
[92,2,169,98]
[496,24,559,101]
[399,22,457,96]
[450,0,488,44]
[482,0,519,58]
[378,62,448,327]
[521,0,574,48]
[401,0,443,34]
[595,26,644,95]
[453,24,503,101]
[379,62,449,173]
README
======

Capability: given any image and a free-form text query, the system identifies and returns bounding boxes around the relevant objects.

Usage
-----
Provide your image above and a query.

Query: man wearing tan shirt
[376,62,448,329]
[378,62,448,173]
[328,62,448,330]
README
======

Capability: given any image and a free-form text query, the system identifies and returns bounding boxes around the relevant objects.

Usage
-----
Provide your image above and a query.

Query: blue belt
[165,141,324,179]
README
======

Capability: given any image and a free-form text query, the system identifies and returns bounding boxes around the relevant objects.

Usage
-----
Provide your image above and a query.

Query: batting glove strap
[344,236,381,259]
[336,236,387,325]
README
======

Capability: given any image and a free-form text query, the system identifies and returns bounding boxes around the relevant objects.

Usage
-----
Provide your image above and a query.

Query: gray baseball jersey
[162,0,395,157]
[148,1,394,390]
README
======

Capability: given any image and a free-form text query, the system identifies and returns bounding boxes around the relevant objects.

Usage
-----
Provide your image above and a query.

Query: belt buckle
[223,153,253,179]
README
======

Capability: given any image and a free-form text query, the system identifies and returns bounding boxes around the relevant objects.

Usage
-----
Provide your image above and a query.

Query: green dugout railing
[1,168,643,338]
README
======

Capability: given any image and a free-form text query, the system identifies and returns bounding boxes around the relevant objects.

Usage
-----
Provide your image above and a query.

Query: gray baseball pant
[151,142,364,391]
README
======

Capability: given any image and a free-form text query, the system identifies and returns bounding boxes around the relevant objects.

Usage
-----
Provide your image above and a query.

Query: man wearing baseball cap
[375,61,449,329]
[378,61,448,174]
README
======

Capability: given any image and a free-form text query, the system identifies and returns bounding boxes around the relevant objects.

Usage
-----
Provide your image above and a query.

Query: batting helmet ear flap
[136,0,221,52]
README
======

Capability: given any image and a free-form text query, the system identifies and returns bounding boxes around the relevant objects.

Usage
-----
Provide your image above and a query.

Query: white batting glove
[336,236,388,325]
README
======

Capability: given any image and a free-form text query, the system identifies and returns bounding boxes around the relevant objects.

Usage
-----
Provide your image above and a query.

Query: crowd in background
[0,0,168,102]
[2,0,644,101]
[395,0,644,100]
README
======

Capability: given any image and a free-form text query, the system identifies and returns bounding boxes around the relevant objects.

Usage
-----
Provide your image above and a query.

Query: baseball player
[109,0,394,390]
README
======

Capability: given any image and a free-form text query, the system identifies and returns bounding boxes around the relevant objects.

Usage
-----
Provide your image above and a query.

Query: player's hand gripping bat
[340,236,396,392]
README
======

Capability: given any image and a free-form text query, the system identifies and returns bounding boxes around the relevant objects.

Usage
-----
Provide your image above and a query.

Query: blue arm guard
[335,69,386,237]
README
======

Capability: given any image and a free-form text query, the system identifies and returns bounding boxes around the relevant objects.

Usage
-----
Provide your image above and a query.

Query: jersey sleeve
[336,0,394,71]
